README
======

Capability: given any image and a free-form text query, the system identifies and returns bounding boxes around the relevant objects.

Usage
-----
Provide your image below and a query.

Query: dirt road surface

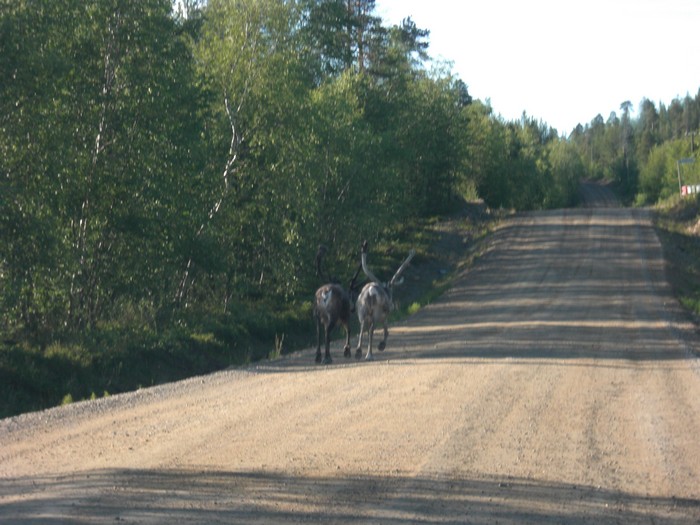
[2,183,700,524]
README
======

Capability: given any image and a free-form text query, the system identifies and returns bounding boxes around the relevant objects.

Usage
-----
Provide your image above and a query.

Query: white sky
[375,0,700,134]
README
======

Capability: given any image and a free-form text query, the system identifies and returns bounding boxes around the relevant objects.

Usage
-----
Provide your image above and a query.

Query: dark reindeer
[313,245,362,364]
[355,241,415,361]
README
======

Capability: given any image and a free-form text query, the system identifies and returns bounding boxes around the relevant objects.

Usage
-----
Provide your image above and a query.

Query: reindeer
[313,245,362,364]
[355,240,415,361]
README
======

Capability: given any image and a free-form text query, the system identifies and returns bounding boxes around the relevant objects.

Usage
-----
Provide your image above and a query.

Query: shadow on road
[2,467,698,524]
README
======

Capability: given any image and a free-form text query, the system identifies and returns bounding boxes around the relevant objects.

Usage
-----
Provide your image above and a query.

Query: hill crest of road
[2,182,700,524]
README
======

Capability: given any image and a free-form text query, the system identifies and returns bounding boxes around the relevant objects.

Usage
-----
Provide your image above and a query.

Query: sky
[374,0,700,135]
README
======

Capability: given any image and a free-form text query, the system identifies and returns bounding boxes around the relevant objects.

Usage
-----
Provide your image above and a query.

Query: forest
[1,0,698,416]
[569,97,700,203]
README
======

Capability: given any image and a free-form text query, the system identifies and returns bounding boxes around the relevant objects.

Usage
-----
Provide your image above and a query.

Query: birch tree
[187,0,314,308]
[1,0,203,334]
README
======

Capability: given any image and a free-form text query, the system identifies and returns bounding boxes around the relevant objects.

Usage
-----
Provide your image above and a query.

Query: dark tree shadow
[1,468,698,524]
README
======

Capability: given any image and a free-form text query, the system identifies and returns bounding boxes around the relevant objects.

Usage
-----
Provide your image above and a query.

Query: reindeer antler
[360,240,382,285]
[348,262,363,292]
[389,249,416,287]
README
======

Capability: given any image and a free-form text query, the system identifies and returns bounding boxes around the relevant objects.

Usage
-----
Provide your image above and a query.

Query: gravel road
[2,183,700,524]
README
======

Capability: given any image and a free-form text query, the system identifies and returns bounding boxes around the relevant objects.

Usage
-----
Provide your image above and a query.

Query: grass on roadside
[652,193,700,320]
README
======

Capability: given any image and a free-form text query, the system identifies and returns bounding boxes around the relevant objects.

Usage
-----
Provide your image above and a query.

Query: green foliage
[548,140,585,208]
[0,0,587,417]
[638,141,687,203]
[270,333,285,360]
[680,296,700,316]
[569,91,700,205]
[1,0,207,336]
[465,107,583,211]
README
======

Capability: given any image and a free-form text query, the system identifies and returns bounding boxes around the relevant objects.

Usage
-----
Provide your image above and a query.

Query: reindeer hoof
[315,352,322,363]
[355,348,362,360]
[378,341,386,351]
[323,355,333,365]
[343,346,351,358]
[365,353,374,361]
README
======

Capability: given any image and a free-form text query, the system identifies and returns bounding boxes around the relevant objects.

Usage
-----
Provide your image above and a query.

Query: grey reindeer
[313,245,363,364]
[355,241,415,361]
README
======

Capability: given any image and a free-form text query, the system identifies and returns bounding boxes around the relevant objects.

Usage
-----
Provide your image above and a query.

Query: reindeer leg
[343,322,351,358]
[315,317,323,363]
[365,322,375,361]
[323,320,335,364]
[355,321,365,360]
[378,322,388,351]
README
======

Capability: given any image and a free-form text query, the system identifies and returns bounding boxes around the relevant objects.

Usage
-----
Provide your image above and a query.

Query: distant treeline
[569,94,700,203]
